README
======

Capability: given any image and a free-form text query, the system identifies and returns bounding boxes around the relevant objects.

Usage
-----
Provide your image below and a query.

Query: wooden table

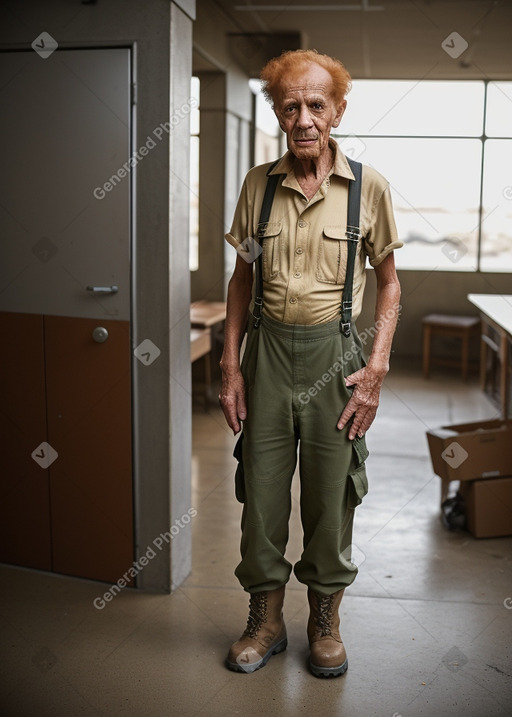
[190,301,227,328]
[468,294,512,419]
[190,328,212,407]
[190,301,227,406]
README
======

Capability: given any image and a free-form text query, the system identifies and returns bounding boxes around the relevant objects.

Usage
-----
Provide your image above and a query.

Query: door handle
[86,285,118,294]
[92,327,109,343]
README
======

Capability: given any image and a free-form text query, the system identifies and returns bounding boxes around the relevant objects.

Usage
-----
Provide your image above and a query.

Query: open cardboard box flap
[427,419,512,482]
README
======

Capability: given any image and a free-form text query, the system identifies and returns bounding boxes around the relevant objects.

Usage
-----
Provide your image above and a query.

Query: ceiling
[195,0,512,79]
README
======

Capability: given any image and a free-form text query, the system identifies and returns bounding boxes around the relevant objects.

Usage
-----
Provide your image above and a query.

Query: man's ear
[332,100,347,129]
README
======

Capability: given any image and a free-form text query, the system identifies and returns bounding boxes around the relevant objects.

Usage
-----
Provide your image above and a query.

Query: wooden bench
[422,314,481,381]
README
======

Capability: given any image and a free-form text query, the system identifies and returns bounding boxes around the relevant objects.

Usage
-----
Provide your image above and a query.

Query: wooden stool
[422,314,480,381]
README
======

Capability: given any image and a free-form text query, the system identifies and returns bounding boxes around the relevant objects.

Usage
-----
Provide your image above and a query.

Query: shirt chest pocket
[258,222,282,282]
[316,225,349,285]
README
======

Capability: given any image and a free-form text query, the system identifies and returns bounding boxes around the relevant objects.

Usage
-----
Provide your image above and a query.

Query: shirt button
[289,297,297,304]
[294,271,302,279]
[296,247,303,255]
[298,220,306,228]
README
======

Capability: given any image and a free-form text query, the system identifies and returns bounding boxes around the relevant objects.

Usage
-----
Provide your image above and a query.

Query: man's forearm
[220,261,253,372]
[367,254,401,375]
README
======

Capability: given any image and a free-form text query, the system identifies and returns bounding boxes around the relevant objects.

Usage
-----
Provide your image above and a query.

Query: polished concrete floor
[1,365,511,716]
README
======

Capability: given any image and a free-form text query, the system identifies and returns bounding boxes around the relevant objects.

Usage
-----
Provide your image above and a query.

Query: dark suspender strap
[340,157,363,337]
[253,161,280,328]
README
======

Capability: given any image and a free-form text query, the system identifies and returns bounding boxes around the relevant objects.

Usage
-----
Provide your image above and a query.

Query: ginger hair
[260,49,352,107]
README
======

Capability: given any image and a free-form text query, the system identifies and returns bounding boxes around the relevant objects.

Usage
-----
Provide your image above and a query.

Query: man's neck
[294,145,334,200]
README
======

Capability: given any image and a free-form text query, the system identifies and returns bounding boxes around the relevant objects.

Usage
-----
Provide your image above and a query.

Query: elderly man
[219,49,402,678]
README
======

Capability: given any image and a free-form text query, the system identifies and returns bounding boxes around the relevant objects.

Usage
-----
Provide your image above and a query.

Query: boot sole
[309,657,348,678]
[225,637,288,674]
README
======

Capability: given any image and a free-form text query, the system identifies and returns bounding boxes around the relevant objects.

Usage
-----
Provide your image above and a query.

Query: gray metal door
[0,47,130,319]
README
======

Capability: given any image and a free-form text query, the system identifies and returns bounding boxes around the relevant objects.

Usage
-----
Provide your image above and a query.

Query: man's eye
[312,103,323,110]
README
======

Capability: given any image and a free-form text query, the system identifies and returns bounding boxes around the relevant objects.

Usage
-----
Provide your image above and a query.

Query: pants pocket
[233,432,245,503]
[348,464,368,508]
[352,434,369,466]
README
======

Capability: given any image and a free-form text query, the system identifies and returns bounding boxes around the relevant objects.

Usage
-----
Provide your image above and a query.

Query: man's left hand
[336,366,386,440]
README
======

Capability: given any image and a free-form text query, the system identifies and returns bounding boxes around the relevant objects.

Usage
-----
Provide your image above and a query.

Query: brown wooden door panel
[0,312,52,569]
[45,315,133,583]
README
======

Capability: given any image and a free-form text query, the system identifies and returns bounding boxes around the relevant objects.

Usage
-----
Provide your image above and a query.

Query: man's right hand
[219,367,247,435]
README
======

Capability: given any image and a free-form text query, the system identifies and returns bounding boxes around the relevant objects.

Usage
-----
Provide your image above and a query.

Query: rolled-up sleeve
[225,176,254,250]
[364,184,403,267]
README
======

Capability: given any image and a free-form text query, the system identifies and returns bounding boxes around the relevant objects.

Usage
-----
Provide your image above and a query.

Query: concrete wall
[0,0,195,592]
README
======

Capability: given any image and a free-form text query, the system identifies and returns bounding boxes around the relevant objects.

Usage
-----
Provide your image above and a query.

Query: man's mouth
[294,137,317,144]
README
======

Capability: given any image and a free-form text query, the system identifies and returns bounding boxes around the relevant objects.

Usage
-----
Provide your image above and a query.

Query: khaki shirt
[225,140,402,325]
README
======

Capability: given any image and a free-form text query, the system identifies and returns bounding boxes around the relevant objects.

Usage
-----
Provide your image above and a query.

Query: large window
[253,79,512,272]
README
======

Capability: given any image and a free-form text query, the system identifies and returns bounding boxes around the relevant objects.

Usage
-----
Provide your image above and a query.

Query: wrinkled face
[274,63,346,161]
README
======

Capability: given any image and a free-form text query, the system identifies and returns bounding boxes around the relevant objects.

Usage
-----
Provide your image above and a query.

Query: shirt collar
[268,138,355,182]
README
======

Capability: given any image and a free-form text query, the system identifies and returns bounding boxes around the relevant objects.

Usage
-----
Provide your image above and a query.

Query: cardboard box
[426,419,512,483]
[459,476,512,538]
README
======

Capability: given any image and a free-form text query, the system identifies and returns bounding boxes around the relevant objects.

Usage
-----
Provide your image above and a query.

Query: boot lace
[243,592,268,638]
[316,594,334,637]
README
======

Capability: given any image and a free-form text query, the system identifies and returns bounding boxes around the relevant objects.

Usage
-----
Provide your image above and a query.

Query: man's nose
[297,104,313,128]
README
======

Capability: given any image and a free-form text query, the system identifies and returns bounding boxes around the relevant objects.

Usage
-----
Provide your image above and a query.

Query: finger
[237,392,247,422]
[349,408,377,440]
[219,397,241,435]
[337,400,356,430]
[229,410,241,435]
[344,367,365,386]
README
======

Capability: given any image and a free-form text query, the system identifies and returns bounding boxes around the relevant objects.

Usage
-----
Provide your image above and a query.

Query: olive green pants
[235,313,369,596]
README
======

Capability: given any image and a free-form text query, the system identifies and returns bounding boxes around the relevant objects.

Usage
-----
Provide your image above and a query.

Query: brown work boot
[307,588,348,678]
[226,586,287,673]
